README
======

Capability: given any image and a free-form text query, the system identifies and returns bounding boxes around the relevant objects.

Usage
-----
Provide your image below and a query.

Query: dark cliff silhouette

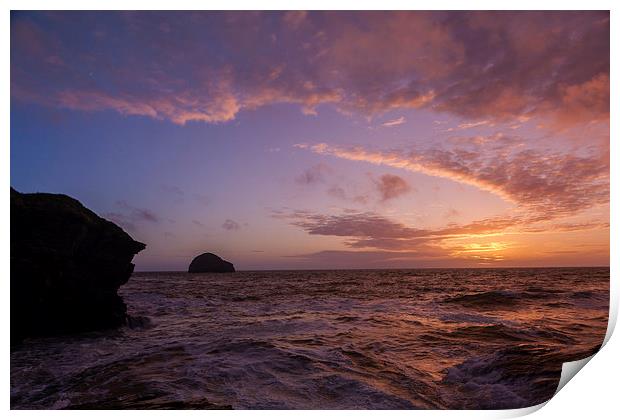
[10,188,145,343]
[188,253,235,273]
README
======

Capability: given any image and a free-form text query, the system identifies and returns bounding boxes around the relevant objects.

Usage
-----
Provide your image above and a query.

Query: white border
[3,2,617,419]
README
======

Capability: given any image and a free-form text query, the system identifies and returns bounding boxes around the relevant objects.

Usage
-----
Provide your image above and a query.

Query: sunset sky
[10,11,610,270]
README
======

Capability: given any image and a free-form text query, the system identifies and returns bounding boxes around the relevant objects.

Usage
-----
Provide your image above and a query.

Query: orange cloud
[554,73,610,126]
[382,116,406,127]
[276,208,608,266]
[11,11,609,126]
[300,140,609,219]
[289,134,609,264]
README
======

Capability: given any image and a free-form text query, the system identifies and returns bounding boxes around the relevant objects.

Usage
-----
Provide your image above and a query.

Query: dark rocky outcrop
[10,188,145,343]
[188,253,235,273]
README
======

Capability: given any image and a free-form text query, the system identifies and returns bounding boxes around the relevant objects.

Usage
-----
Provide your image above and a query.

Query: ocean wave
[11,268,609,409]
[443,289,551,309]
[444,291,520,308]
[441,343,600,409]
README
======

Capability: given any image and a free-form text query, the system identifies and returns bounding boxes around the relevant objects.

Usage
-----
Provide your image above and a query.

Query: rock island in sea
[188,252,235,273]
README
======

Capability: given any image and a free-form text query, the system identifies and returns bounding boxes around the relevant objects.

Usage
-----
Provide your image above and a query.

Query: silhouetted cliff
[10,188,145,342]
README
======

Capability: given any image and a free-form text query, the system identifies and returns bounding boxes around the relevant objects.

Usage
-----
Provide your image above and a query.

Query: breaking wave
[11,267,609,409]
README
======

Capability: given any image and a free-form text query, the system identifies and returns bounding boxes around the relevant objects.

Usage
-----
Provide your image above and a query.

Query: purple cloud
[295,164,331,185]
[374,174,412,201]
[160,184,184,197]
[222,219,241,231]
[276,207,609,255]
[10,11,609,127]
[193,193,210,206]
[115,200,160,223]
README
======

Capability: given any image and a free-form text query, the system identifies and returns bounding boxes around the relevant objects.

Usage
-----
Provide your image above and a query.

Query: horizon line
[134,265,611,274]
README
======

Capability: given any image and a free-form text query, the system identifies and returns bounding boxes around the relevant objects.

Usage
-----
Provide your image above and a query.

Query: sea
[10,267,609,410]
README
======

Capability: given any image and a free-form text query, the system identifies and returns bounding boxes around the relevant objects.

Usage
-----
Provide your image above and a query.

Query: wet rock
[188,253,235,273]
[10,188,146,343]
[126,315,153,330]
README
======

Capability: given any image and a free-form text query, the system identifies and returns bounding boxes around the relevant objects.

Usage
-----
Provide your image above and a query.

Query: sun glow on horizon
[10,11,609,270]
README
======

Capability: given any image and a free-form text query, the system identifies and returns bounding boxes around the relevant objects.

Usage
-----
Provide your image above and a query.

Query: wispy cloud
[444,120,493,131]
[104,200,160,231]
[160,184,184,197]
[326,185,368,205]
[300,140,609,219]
[275,209,609,264]
[381,116,406,127]
[193,193,210,206]
[115,200,160,223]
[374,174,412,201]
[222,219,241,231]
[457,120,490,129]
[295,163,331,185]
